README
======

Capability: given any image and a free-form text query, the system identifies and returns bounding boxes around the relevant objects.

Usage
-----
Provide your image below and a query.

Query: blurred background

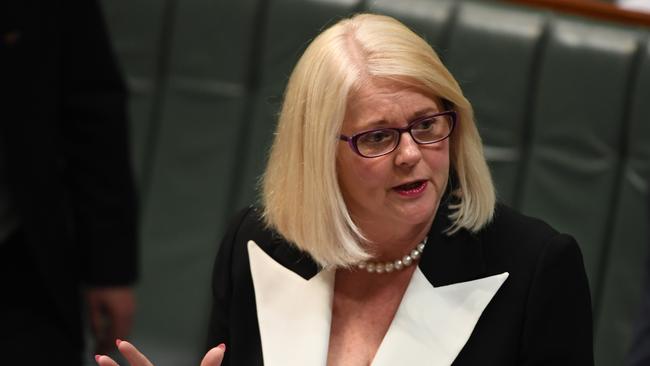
[95,0,649,364]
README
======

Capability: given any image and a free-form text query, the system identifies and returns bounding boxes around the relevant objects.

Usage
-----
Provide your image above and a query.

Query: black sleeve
[205,207,253,364]
[60,0,138,286]
[521,233,594,365]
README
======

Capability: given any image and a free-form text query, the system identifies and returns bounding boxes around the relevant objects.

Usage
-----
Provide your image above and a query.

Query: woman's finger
[200,344,226,366]
[117,340,155,366]
[95,354,121,366]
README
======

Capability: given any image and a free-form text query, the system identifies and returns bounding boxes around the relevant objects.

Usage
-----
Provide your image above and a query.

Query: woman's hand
[95,339,226,366]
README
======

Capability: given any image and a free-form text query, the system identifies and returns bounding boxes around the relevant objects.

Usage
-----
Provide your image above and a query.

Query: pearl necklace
[357,236,428,274]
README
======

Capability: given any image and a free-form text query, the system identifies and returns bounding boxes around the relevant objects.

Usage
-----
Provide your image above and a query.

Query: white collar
[248,240,508,366]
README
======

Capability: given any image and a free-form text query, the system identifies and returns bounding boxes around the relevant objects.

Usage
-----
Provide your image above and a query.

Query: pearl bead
[376,263,384,273]
[403,255,412,266]
[385,263,394,272]
[394,260,403,270]
[367,263,375,272]
[358,262,367,269]
[417,243,425,251]
[411,249,420,259]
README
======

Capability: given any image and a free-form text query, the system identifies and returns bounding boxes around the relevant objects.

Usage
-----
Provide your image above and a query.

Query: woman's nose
[394,132,422,167]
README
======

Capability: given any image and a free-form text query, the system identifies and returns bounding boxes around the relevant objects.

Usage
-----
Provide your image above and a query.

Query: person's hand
[86,287,136,354]
[94,339,226,366]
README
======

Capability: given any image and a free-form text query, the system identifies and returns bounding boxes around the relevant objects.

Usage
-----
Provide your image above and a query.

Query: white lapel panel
[372,269,509,366]
[248,240,335,366]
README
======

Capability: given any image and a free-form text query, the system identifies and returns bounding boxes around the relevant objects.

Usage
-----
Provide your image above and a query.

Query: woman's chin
[387,189,439,221]
[391,201,438,226]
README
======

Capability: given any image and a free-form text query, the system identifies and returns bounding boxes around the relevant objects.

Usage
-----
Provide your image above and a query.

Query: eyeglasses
[339,110,457,158]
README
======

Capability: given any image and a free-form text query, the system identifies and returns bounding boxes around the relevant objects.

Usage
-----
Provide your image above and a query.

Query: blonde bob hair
[262,13,495,268]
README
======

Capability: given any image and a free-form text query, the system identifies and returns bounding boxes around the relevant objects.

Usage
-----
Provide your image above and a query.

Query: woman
[96,13,593,366]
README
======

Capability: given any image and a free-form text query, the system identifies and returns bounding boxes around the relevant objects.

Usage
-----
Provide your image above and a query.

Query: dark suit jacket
[206,203,594,365]
[0,0,137,342]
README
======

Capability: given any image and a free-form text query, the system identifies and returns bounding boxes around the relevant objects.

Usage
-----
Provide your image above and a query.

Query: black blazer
[207,203,593,365]
[0,0,137,339]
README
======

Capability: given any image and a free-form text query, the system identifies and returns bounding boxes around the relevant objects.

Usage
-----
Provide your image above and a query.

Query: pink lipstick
[393,180,427,197]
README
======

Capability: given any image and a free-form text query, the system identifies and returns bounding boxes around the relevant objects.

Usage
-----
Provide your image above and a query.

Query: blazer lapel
[371,269,508,365]
[248,240,334,366]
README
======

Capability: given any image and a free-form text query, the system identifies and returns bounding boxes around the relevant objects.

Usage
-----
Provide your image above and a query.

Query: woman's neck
[355,215,435,263]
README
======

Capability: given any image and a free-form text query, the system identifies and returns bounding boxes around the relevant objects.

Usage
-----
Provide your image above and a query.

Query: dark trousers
[0,230,82,365]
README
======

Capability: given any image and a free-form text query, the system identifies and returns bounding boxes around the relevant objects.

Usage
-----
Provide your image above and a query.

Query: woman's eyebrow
[363,119,391,129]
[359,107,441,130]
[411,107,439,119]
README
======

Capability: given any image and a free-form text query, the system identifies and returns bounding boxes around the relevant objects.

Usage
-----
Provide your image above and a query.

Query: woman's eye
[414,118,435,130]
[363,131,392,143]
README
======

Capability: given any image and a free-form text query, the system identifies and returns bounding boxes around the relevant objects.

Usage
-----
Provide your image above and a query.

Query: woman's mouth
[393,180,428,196]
